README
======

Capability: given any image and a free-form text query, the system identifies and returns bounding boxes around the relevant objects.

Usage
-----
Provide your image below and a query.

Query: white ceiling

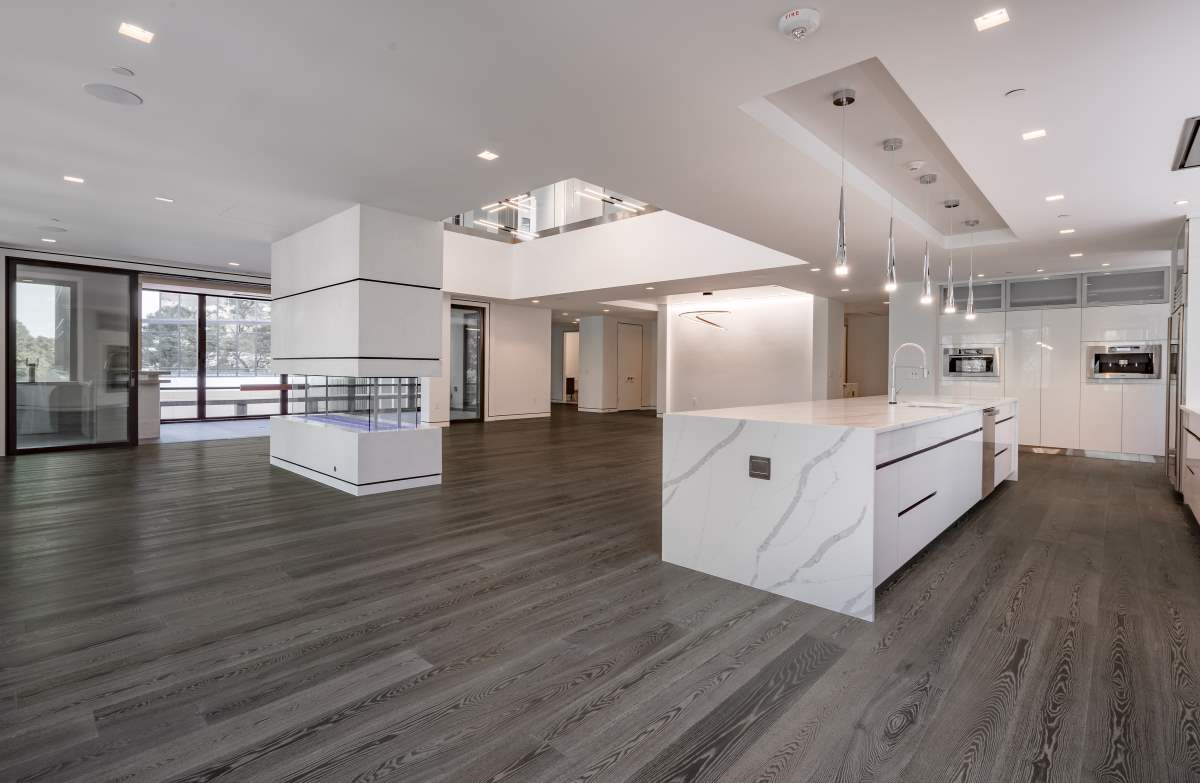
[1,0,1197,305]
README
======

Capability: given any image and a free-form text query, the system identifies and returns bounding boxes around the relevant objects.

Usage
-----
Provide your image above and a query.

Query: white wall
[641,319,657,408]
[845,314,889,397]
[666,294,814,412]
[442,230,515,300]
[485,301,551,420]
[579,316,618,412]
[420,294,452,426]
[811,297,845,400]
[509,211,808,298]
[888,282,938,395]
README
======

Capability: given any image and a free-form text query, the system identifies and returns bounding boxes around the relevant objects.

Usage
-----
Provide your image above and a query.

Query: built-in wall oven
[1085,344,1162,381]
[942,346,1000,379]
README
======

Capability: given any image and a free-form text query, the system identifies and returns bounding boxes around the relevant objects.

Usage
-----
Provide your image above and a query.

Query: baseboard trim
[270,457,442,496]
[578,407,619,414]
[484,411,551,422]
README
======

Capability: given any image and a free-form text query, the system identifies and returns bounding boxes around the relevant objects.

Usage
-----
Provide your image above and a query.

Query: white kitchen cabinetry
[940,311,1006,344]
[1004,309,1043,446]
[874,401,1017,586]
[1081,303,1168,342]
[1121,383,1167,456]
[1039,308,1082,449]
[1079,383,1125,452]
[1183,409,1200,514]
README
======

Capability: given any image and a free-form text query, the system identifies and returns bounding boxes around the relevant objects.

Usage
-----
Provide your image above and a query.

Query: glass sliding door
[140,290,199,419]
[141,290,280,421]
[8,258,137,453]
[450,305,484,421]
[203,296,278,418]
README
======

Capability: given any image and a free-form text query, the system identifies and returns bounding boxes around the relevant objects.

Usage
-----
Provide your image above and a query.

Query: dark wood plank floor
[2,406,1200,782]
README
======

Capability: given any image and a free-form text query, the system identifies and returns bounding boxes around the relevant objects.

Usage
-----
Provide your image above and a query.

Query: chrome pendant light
[832,89,854,278]
[919,174,937,304]
[964,218,980,320]
[943,198,959,313]
[882,138,903,292]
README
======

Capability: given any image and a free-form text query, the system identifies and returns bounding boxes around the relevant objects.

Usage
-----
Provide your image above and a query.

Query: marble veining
[663,414,876,620]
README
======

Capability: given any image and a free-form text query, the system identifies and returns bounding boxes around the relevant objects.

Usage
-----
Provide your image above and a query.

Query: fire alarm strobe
[779,8,822,39]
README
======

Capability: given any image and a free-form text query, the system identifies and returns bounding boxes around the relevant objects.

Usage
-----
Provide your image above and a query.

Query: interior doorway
[562,330,580,403]
[450,305,485,421]
[7,257,138,454]
[617,322,643,411]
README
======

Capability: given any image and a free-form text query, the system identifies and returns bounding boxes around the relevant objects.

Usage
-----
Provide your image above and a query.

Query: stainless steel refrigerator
[1168,219,1189,491]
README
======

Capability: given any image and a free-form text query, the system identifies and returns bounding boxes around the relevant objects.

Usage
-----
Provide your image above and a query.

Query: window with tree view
[140,290,281,421]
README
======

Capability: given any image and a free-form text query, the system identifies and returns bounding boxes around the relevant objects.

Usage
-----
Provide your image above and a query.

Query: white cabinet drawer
[994,442,1014,484]
[994,417,1015,454]
[895,485,942,567]
[875,411,983,465]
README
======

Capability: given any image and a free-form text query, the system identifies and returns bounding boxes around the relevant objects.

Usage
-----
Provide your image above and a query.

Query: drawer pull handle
[1188,428,1200,443]
[898,491,937,518]
[995,447,1009,458]
[1189,465,1196,476]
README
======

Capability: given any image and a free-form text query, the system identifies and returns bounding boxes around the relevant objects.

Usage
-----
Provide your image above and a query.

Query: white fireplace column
[268,204,445,495]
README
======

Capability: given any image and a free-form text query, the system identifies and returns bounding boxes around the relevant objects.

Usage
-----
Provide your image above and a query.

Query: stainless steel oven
[942,346,1000,379]
[1085,344,1162,381]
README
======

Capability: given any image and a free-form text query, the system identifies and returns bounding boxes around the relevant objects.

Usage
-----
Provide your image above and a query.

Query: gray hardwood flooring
[2,406,1199,782]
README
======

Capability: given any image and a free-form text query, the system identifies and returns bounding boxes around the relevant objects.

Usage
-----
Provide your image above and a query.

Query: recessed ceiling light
[1059,228,1075,234]
[1101,263,1111,267]
[841,288,850,292]
[974,8,1010,31]
[227,261,240,267]
[40,238,57,243]
[1070,252,1083,258]
[63,175,84,184]
[561,312,568,316]
[1045,194,1065,202]
[83,83,143,106]
[476,150,499,161]
[977,273,985,277]
[531,299,540,303]
[118,22,154,44]
[809,267,821,272]
[1177,200,1190,206]
[883,301,890,305]
[1021,129,1047,141]
[1036,268,1045,272]
[645,286,655,290]
[574,318,580,323]
[154,196,174,203]
[603,308,611,312]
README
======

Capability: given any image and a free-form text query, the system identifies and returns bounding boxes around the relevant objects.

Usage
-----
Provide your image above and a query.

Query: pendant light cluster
[828,88,984,313]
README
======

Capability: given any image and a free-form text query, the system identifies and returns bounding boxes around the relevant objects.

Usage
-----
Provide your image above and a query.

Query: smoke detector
[779,8,821,40]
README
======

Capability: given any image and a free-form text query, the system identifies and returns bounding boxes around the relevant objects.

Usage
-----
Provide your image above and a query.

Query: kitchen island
[662,395,1018,621]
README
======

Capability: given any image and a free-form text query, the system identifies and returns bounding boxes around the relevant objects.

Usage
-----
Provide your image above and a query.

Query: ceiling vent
[1172,116,1200,170]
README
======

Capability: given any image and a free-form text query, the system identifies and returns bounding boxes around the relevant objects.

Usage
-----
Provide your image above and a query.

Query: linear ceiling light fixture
[1045,194,1065,202]
[118,22,155,43]
[973,8,1010,31]
[832,88,855,278]
[63,175,84,184]
[577,188,645,212]
[476,150,499,161]
[1022,129,1047,141]
[678,310,731,331]
[475,217,539,241]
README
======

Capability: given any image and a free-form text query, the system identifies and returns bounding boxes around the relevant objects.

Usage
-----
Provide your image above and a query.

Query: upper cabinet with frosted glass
[1082,269,1168,307]
[1006,276,1080,309]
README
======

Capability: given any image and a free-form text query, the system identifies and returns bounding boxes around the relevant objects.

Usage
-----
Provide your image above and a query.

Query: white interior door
[617,323,643,411]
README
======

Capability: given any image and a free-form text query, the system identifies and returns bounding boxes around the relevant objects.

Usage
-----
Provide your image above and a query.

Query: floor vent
[1173,116,1200,170]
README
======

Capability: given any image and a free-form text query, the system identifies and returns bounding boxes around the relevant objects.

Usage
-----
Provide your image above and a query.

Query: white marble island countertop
[670,394,1018,434]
